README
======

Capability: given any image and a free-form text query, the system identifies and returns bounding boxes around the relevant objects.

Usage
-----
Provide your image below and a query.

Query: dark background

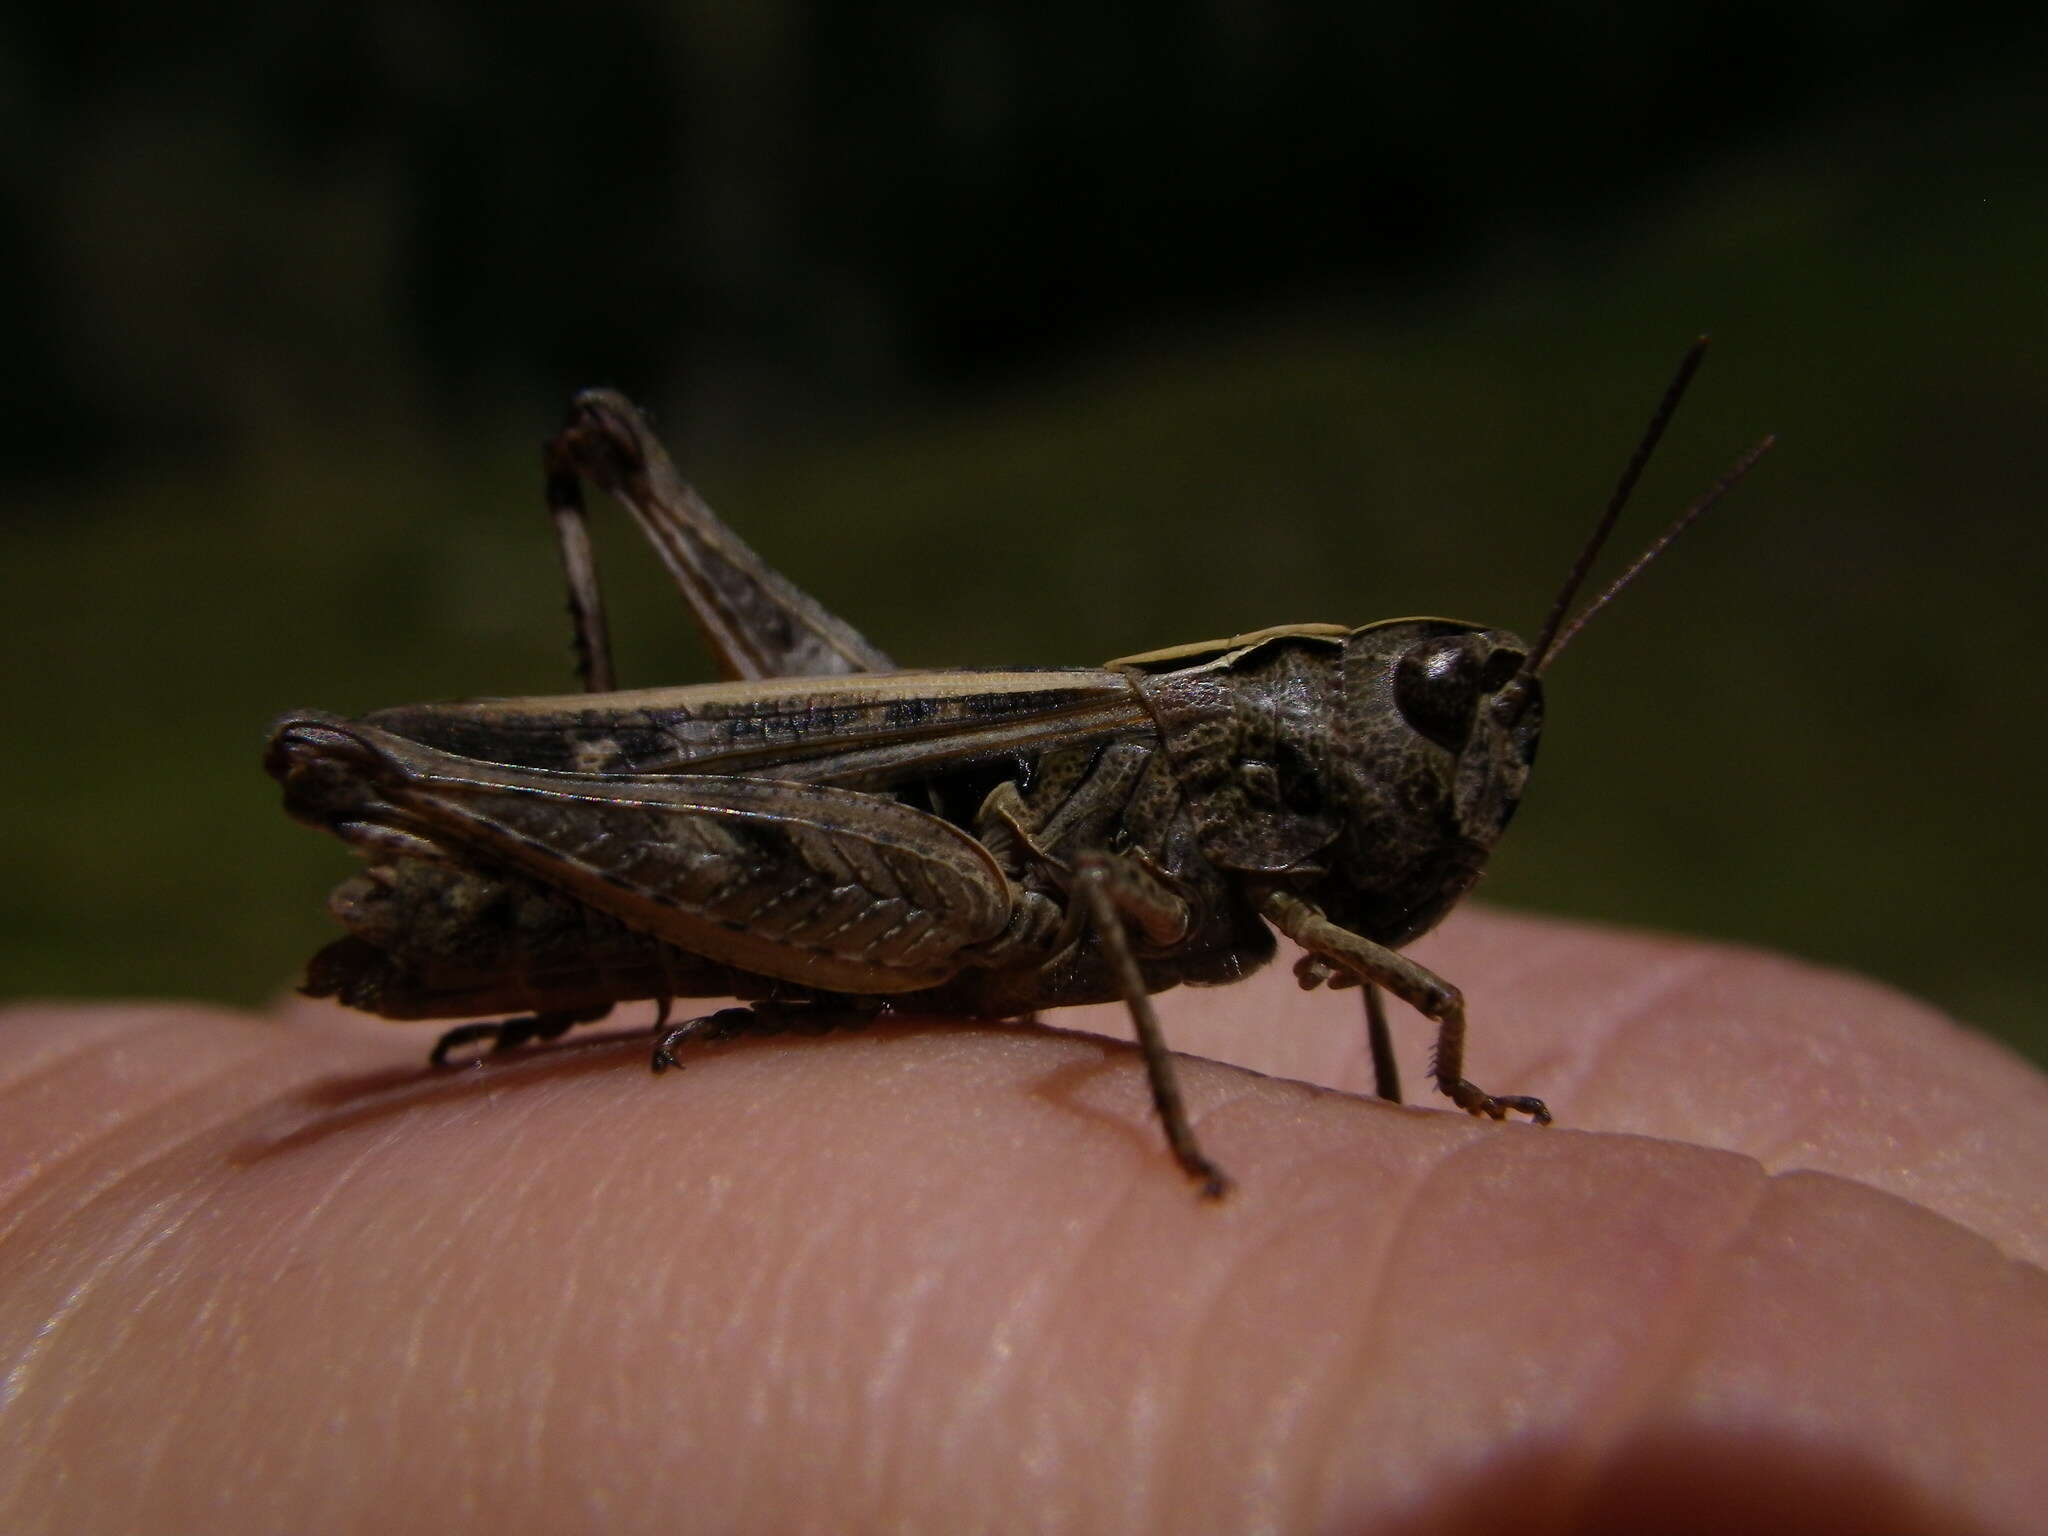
[5,5,2044,1066]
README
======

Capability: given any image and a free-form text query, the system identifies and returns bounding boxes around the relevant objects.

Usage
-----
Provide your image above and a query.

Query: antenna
[1537,433,1775,674]
[1520,336,1710,680]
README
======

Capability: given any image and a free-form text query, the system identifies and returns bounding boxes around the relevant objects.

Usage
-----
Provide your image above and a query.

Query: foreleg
[1263,891,1549,1125]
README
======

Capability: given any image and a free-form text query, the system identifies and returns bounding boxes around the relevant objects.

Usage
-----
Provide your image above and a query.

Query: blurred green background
[4,7,2043,1066]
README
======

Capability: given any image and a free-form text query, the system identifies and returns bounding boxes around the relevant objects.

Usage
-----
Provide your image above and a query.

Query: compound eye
[1395,635,1483,752]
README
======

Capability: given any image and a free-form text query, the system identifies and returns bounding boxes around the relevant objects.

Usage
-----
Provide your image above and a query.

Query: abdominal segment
[304,858,768,1020]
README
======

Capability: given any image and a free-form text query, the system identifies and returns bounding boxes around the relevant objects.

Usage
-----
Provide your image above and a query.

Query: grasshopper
[268,340,1768,1197]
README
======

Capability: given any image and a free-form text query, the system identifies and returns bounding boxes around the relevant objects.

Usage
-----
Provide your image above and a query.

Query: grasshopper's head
[1314,339,1774,945]
[1360,618,1543,847]
[1303,618,1542,945]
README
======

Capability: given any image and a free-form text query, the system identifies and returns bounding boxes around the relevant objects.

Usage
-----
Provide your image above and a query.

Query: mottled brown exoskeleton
[268,340,1768,1197]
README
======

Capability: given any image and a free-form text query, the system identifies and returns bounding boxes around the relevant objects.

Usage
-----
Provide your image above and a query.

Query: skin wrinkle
[863,1220,986,1527]
[2,1183,207,1458]
[851,1153,990,1513]
[1548,947,1721,1116]
[115,1370,191,1528]
[866,1257,948,1513]
[1101,1082,1342,1532]
[225,1117,441,1484]
[943,1090,1174,1525]
[0,1044,354,1425]
[1284,1118,1498,1530]
[1220,1105,1449,1490]
[746,1148,855,1456]
[1552,1158,1774,1530]
[480,1082,609,1480]
[432,1292,499,1492]
[973,1061,1278,1529]
[660,1085,800,1457]
[1742,1082,1844,1176]
[1623,956,2036,1257]
[1229,1112,1461,1531]
[583,1083,757,1467]
[1308,1127,1741,1527]
[1670,1170,2048,1525]
[978,1202,1109,1525]
[945,1257,1051,1477]
[1721,966,1971,1177]
[395,1085,598,1479]
[0,1021,286,1245]
[0,1025,207,1149]
[0,1004,271,1089]
[1885,1119,2048,1272]
[253,1116,419,1258]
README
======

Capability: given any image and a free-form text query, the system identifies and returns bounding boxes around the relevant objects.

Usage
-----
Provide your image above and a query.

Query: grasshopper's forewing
[281,716,1029,992]
[356,669,1154,788]
[275,670,1157,995]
